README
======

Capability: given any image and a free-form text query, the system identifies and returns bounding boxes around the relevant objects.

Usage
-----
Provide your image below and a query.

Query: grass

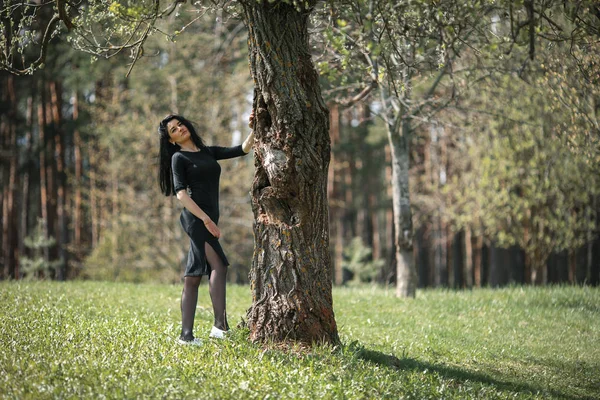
[0,281,598,399]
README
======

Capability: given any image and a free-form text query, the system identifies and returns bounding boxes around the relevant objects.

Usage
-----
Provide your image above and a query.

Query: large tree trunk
[243,1,339,345]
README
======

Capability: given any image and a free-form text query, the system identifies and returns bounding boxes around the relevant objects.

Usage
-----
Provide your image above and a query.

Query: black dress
[171,145,247,276]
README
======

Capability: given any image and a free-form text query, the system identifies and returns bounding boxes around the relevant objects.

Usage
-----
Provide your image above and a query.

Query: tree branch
[1,14,60,75]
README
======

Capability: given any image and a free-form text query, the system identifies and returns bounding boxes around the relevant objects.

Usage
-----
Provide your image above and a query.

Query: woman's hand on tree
[249,109,255,129]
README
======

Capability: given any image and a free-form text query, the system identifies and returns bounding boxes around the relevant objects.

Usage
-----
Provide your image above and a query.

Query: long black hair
[158,114,207,196]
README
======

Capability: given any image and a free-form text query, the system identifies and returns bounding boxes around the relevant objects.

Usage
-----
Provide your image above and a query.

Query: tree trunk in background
[19,92,35,279]
[530,247,549,285]
[389,115,417,297]
[2,75,18,278]
[73,91,83,250]
[586,201,594,284]
[370,194,381,261]
[488,244,500,287]
[473,235,482,287]
[1,75,7,278]
[328,103,343,285]
[384,146,395,283]
[448,228,457,288]
[463,228,473,288]
[50,81,68,280]
[111,147,119,273]
[568,249,577,284]
[524,223,532,284]
[38,82,50,268]
[415,226,427,287]
[90,141,99,248]
[243,1,339,345]
[110,85,120,272]
[357,104,372,249]
[44,85,57,264]
[345,119,356,242]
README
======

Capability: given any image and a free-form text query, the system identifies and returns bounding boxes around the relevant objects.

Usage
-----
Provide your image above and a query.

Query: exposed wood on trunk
[243,1,339,345]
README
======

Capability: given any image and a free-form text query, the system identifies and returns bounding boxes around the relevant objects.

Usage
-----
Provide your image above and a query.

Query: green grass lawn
[1,281,598,399]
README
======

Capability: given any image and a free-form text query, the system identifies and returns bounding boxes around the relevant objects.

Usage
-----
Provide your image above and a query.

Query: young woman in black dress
[158,113,254,345]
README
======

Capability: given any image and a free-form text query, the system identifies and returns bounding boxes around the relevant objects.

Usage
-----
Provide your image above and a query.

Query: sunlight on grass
[1,282,598,399]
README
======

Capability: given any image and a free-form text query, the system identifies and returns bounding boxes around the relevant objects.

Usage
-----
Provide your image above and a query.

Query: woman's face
[167,118,190,145]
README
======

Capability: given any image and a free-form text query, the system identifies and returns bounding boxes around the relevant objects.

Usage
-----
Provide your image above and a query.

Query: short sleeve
[209,144,246,160]
[171,153,188,194]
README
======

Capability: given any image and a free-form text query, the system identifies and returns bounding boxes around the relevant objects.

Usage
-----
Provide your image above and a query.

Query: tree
[1,0,340,345]
[313,0,498,297]
[241,1,339,344]
[439,36,600,285]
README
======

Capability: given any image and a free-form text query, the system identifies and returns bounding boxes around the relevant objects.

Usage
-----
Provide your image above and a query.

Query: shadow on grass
[354,346,589,400]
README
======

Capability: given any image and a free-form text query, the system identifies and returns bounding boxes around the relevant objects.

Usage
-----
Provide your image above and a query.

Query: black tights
[180,243,229,340]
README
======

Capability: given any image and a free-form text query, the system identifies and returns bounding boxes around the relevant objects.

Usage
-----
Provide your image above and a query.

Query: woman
[158,113,254,345]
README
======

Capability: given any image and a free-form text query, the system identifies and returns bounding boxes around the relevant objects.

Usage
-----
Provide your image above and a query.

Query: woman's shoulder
[171,151,191,167]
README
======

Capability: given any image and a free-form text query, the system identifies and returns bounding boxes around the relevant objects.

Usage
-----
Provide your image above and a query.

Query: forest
[1,0,599,291]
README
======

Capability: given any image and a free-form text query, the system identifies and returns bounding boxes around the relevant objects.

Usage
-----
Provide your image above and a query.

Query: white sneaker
[209,326,230,339]
[178,337,203,346]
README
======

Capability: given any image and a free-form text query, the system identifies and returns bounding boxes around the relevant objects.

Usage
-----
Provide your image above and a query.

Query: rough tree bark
[242,0,339,345]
